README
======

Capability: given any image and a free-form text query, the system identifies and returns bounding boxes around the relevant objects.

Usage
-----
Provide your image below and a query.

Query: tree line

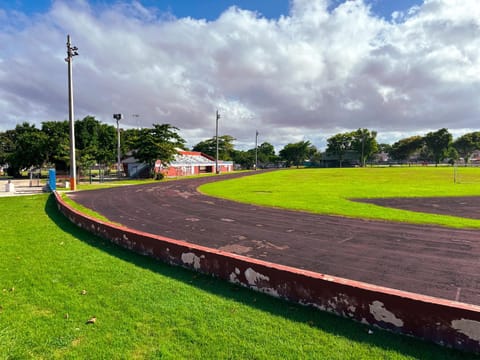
[1,116,479,177]
[0,117,280,177]
[0,117,187,177]
[324,127,480,168]
[200,128,480,169]
[384,129,480,167]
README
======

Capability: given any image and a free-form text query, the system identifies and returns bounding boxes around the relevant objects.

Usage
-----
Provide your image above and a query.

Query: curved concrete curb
[54,191,480,353]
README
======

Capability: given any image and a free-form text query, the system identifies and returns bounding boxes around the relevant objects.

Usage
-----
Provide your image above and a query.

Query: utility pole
[113,113,123,177]
[215,110,220,174]
[361,131,366,167]
[65,34,78,190]
[255,130,259,170]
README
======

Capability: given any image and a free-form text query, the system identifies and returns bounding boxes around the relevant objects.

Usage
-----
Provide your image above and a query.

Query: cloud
[0,0,479,150]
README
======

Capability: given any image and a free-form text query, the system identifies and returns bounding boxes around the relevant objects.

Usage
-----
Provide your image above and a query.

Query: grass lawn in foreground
[199,167,480,228]
[0,194,476,359]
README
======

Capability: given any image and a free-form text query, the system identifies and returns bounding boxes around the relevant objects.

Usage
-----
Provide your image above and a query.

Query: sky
[0,0,479,151]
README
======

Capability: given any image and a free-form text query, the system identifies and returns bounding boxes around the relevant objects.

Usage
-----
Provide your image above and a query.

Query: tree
[75,116,116,166]
[374,143,392,163]
[446,147,459,165]
[41,120,70,171]
[388,136,424,163]
[130,124,185,176]
[453,132,480,166]
[326,132,353,168]
[417,145,433,163]
[309,150,323,167]
[122,128,142,155]
[231,142,279,170]
[351,128,378,167]
[6,122,47,177]
[0,131,15,166]
[192,135,236,160]
[424,128,452,166]
[256,142,278,167]
[95,123,116,165]
[279,140,316,168]
[231,150,254,169]
[377,143,392,154]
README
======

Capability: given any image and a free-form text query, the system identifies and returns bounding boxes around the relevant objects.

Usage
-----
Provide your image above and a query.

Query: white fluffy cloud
[0,0,479,150]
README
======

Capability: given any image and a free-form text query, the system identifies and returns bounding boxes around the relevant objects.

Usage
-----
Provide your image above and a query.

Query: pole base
[69,177,76,191]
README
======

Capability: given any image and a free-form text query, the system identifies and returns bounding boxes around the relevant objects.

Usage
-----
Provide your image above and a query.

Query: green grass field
[199,167,480,228]
[0,194,477,359]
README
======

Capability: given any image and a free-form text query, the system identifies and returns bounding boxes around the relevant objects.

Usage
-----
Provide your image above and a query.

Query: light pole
[255,130,259,170]
[113,113,123,177]
[215,110,220,174]
[65,34,78,191]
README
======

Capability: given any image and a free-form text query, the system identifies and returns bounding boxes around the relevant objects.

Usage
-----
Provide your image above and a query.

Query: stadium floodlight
[113,114,123,177]
[65,35,78,191]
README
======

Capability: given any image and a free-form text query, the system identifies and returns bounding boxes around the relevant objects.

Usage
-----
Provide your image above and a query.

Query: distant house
[470,150,480,164]
[155,150,233,177]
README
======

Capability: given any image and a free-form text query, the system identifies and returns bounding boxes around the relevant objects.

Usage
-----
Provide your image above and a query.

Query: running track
[69,172,480,305]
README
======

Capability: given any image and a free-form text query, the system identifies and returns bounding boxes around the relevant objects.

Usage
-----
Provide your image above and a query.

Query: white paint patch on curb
[369,301,404,327]
[181,252,204,270]
[245,267,269,286]
[452,319,480,342]
[229,268,242,284]
[243,268,280,297]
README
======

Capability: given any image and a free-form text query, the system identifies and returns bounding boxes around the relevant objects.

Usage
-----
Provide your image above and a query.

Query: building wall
[155,151,233,177]
[163,165,205,177]
[217,164,233,173]
[54,191,480,354]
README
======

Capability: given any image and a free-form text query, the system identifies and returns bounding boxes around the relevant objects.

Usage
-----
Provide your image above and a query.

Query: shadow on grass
[45,195,475,359]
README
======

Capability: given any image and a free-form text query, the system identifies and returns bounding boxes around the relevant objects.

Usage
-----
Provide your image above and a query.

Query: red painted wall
[154,151,233,177]
[54,191,480,353]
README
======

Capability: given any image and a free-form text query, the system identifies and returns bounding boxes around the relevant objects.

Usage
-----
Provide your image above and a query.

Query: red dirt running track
[69,172,480,306]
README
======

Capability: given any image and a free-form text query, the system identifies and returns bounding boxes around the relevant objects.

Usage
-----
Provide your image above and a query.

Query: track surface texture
[69,172,480,305]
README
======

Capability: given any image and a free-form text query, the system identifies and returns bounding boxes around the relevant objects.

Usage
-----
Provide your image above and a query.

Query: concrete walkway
[0,179,47,197]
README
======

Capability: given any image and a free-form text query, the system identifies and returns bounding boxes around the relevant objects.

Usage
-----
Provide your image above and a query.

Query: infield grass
[0,194,475,359]
[199,167,480,228]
